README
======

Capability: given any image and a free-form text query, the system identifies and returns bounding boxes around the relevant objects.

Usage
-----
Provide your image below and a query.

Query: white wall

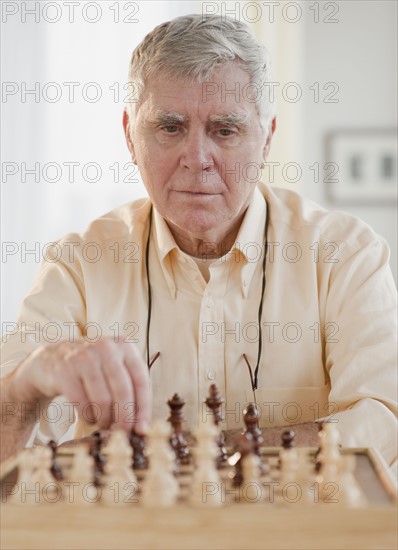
[1,1,397,329]
[1,0,202,325]
[252,0,397,280]
[300,0,397,279]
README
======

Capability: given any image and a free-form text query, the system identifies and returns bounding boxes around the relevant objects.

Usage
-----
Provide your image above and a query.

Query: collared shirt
[1,184,397,469]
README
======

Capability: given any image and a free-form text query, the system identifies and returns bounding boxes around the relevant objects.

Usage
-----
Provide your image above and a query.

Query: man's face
[124,63,272,239]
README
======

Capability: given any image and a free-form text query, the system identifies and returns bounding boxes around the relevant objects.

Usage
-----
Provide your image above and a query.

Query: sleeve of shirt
[0,235,87,444]
[321,219,397,471]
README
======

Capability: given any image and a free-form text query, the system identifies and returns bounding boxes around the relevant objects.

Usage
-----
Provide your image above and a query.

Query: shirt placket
[197,260,229,429]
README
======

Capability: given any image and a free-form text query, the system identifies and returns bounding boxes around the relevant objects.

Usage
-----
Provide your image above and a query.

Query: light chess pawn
[190,421,223,507]
[141,420,179,507]
[102,430,138,507]
[69,446,97,506]
[241,453,262,504]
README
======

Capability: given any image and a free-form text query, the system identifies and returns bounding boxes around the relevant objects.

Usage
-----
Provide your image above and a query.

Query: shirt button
[206,297,215,308]
[207,371,216,380]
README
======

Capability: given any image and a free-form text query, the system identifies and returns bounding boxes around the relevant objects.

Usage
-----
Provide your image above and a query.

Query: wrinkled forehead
[136,63,259,122]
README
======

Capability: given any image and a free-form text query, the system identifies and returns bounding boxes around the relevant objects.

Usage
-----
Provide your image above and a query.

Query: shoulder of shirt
[258,182,385,250]
[58,197,152,246]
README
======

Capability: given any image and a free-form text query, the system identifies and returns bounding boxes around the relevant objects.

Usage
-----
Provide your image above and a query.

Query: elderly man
[1,15,397,470]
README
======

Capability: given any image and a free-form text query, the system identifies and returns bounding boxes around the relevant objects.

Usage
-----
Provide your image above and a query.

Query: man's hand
[6,338,151,434]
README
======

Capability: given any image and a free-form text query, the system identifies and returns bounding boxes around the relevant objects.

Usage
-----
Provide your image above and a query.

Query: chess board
[1,444,397,550]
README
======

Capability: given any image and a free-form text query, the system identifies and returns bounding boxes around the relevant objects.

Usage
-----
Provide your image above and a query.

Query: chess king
[1,15,397,472]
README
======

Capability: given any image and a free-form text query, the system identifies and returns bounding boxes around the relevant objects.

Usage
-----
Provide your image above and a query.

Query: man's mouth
[173,190,221,196]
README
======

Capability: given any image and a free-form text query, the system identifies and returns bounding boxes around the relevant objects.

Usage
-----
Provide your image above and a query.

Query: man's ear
[123,109,137,163]
[262,116,276,160]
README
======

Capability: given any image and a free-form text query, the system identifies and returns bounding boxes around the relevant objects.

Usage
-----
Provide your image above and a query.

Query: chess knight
[1,14,397,474]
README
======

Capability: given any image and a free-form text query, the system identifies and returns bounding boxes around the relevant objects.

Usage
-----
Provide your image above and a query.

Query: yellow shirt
[1,183,397,468]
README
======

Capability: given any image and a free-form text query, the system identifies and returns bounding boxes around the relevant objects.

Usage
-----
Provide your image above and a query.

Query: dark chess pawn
[167,393,190,465]
[48,440,63,481]
[129,430,149,470]
[281,429,296,449]
[89,431,106,485]
[205,384,228,467]
[243,402,266,474]
[278,429,296,469]
[314,422,324,473]
[231,432,254,488]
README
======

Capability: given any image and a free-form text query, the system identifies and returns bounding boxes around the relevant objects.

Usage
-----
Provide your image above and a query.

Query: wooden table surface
[1,501,397,550]
[2,445,397,550]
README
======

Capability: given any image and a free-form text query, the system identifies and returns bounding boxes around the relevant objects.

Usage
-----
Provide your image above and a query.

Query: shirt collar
[152,208,179,298]
[151,185,267,298]
[231,186,267,298]
[152,207,179,262]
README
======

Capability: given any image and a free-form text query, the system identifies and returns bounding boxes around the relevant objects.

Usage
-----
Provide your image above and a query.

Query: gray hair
[126,14,275,134]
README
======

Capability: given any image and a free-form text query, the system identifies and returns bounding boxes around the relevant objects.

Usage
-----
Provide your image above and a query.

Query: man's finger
[123,343,152,434]
[78,357,113,428]
[100,357,135,430]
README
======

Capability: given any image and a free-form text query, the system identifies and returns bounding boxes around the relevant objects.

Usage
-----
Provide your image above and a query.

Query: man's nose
[180,130,214,172]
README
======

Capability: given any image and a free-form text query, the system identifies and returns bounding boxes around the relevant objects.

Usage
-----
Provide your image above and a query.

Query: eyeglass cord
[145,198,269,392]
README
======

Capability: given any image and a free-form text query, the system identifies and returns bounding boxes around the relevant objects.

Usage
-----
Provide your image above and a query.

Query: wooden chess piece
[205,384,228,467]
[129,430,149,470]
[15,447,59,505]
[167,393,190,465]
[31,446,58,497]
[278,429,296,469]
[89,431,106,486]
[231,432,254,488]
[243,403,265,474]
[281,430,296,449]
[296,448,314,506]
[103,430,138,507]
[11,449,39,505]
[48,440,63,481]
[69,446,97,506]
[315,422,324,473]
[141,420,179,507]
[280,445,299,487]
[241,453,262,503]
[318,422,341,483]
[190,421,223,507]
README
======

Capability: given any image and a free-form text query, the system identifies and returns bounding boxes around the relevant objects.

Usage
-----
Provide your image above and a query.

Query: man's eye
[218,128,235,137]
[162,125,179,133]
